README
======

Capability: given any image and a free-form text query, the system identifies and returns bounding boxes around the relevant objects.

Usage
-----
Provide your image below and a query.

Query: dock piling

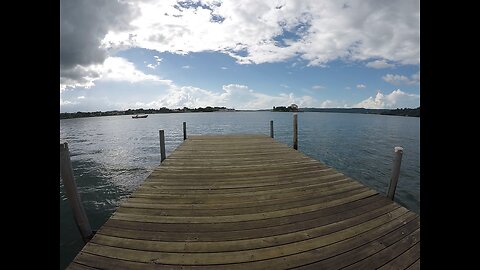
[293,113,298,150]
[387,146,404,200]
[183,122,187,140]
[159,130,166,162]
[270,120,274,138]
[60,142,94,244]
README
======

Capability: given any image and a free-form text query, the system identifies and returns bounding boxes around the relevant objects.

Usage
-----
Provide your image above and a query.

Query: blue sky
[60,0,420,112]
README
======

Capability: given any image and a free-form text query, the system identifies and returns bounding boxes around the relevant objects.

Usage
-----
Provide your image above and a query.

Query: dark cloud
[60,0,139,85]
[60,65,101,87]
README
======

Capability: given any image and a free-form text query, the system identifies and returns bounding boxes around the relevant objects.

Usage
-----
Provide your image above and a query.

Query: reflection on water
[59,111,419,269]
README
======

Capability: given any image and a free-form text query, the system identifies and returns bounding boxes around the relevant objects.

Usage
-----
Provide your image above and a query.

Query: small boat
[132,114,148,119]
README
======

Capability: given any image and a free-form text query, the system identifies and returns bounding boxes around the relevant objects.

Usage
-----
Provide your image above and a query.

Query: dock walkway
[68,134,420,269]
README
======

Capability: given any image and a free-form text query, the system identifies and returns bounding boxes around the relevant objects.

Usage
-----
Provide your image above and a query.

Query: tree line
[60,106,232,119]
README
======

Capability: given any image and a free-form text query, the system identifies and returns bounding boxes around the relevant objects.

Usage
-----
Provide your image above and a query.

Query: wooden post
[293,113,298,150]
[159,130,166,162]
[60,142,94,243]
[183,122,187,140]
[270,120,274,138]
[387,146,404,200]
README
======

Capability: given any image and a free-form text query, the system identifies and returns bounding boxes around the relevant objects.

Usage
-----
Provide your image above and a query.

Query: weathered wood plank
[292,215,420,269]
[405,259,420,270]
[92,203,402,251]
[83,207,410,265]
[377,241,420,270]
[340,228,420,270]
[67,262,99,269]
[68,135,419,269]
[103,194,385,234]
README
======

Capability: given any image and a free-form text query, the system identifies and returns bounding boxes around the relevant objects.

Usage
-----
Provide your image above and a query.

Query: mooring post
[183,122,187,140]
[387,146,404,200]
[159,130,166,163]
[270,120,274,138]
[60,142,94,244]
[293,113,298,150]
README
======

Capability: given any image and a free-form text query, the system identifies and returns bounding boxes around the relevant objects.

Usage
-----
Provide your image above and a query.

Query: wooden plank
[127,183,373,205]
[406,259,420,270]
[292,215,420,269]
[119,186,375,215]
[92,201,398,247]
[75,213,418,270]
[73,253,154,270]
[92,203,402,251]
[377,242,420,269]
[124,183,368,208]
[132,181,366,198]
[146,168,334,183]
[340,228,420,269]
[68,135,420,269]
[133,175,353,195]
[82,207,410,265]
[67,262,99,269]
[137,171,346,190]
[140,169,336,187]
[110,190,379,224]
[102,194,386,234]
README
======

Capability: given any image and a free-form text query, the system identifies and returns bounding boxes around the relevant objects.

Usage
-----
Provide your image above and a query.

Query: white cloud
[382,72,420,85]
[101,0,419,66]
[147,56,162,69]
[102,57,163,83]
[366,59,395,69]
[357,84,366,89]
[77,96,85,99]
[319,99,347,108]
[60,57,171,91]
[312,85,325,90]
[320,100,334,108]
[221,66,228,69]
[147,56,163,69]
[345,86,351,90]
[355,89,419,109]
[131,83,316,110]
[60,98,77,106]
[182,65,191,69]
[280,84,289,88]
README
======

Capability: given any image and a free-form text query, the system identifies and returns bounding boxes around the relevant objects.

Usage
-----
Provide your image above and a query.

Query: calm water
[59,111,420,269]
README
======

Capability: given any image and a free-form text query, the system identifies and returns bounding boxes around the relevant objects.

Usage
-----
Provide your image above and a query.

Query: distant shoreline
[60,106,419,119]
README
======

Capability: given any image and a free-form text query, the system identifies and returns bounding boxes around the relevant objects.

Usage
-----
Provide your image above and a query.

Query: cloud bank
[60,0,139,90]
[382,72,420,85]
[101,0,419,67]
[355,89,419,109]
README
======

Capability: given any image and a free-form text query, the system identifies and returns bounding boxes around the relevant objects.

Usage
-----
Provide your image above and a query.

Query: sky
[60,0,420,112]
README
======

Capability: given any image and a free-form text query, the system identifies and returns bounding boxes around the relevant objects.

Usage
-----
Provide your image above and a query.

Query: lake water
[59,111,420,269]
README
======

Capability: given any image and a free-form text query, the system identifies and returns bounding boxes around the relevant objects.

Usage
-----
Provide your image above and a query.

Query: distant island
[300,107,420,117]
[272,104,419,117]
[60,105,419,119]
[60,106,235,119]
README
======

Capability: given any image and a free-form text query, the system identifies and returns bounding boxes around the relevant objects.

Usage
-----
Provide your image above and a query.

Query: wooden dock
[68,135,420,269]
